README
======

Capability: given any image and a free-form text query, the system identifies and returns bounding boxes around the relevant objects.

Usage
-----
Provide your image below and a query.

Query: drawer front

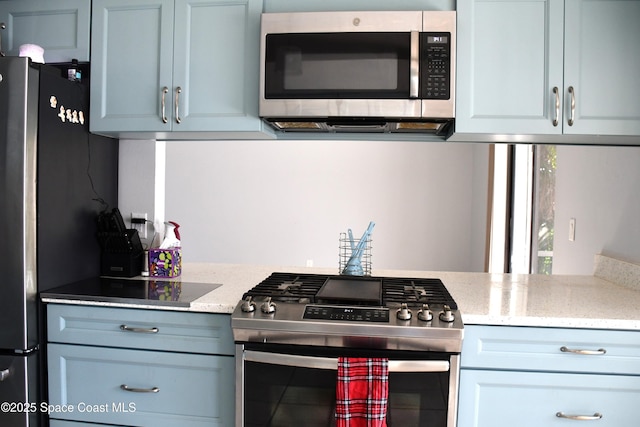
[47,304,234,355]
[458,369,640,427]
[50,420,125,427]
[47,344,234,427]
[462,325,640,375]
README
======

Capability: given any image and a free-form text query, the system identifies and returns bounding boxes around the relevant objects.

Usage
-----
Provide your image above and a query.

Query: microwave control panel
[421,32,451,100]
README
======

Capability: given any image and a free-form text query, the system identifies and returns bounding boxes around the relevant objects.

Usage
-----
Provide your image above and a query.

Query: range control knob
[418,304,433,322]
[261,297,276,314]
[439,305,455,323]
[396,303,412,321]
[240,296,256,313]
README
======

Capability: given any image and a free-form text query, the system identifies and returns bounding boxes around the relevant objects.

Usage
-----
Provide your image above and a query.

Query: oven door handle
[243,350,450,373]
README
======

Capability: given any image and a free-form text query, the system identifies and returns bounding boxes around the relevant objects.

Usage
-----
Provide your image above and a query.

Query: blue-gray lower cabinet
[458,369,640,426]
[458,325,640,426]
[46,304,235,427]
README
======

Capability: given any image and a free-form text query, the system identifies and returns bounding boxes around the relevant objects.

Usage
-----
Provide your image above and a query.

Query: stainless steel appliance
[0,57,118,426]
[259,11,456,134]
[231,272,463,427]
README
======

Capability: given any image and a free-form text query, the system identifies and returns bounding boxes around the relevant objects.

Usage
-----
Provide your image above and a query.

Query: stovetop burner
[232,272,463,353]
[241,272,457,309]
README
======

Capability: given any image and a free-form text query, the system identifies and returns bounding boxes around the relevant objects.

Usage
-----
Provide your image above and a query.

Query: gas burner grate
[243,272,328,302]
[382,277,457,309]
[243,273,457,309]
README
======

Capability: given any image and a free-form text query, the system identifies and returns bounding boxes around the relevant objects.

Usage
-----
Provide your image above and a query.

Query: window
[487,144,556,274]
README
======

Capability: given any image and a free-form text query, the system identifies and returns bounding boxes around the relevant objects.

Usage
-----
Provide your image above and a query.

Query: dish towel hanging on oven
[335,357,389,427]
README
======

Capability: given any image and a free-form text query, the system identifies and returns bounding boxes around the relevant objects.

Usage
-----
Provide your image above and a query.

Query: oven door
[235,343,459,427]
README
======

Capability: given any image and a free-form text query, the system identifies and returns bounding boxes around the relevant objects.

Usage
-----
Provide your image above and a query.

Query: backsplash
[594,254,640,291]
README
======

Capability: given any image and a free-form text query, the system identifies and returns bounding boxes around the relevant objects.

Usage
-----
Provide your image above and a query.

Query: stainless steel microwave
[259,11,456,134]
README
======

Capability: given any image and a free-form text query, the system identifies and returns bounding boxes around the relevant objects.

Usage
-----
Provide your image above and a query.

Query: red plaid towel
[335,357,389,427]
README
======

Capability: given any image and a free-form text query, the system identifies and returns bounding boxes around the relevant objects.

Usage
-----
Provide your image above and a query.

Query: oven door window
[264,33,411,99]
[243,360,449,426]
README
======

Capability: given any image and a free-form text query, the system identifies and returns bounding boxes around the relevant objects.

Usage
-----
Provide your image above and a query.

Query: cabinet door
[458,369,640,426]
[563,0,640,135]
[0,0,89,63]
[48,344,235,427]
[456,0,565,134]
[90,0,174,133]
[172,0,263,132]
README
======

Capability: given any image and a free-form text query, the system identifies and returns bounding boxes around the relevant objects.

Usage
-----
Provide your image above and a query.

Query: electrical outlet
[131,212,148,239]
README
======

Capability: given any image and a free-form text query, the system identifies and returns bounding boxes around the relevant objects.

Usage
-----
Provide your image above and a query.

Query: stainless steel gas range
[231,272,463,427]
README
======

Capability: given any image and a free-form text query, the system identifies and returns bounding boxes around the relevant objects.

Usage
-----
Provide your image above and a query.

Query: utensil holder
[339,232,372,276]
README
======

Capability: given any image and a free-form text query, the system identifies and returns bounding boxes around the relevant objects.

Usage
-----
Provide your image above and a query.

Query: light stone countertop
[182,261,640,331]
[43,259,640,331]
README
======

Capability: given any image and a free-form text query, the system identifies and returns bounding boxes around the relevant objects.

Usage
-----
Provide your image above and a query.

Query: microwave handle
[243,350,450,373]
[410,31,420,99]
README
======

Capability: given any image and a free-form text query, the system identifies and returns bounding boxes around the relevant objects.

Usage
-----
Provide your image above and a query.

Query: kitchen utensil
[342,221,375,276]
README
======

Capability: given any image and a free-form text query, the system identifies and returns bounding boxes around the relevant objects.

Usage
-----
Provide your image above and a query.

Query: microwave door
[261,31,422,118]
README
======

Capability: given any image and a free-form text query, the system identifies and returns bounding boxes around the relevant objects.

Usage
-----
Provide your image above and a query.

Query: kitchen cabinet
[455,0,640,139]
[458,325,640,426]
[90,0,266,139]
[46,304,235,427]
[0,0,89,63]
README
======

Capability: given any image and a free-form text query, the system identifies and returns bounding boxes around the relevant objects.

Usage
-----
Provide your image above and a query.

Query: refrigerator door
[0,353,39,426]
[0,57,39,351]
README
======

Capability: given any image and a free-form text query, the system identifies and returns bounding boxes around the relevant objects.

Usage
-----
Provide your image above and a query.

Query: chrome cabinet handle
[120,325,159,334]
[161,86,169,123]
[409,31,419,98]
[0,23,6,57]
[568,86,575,126]
[552,86,560,126]
[175,86,182,124]
[120,384,159,393]
[0,368,9,382]
[556,412,602,421]
[560,346,606,355]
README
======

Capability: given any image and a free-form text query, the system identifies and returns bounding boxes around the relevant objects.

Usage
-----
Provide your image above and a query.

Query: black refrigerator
[0,57,118,426]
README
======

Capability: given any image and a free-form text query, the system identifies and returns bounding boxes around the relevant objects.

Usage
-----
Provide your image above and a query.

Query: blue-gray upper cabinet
[90,0,264,137]
[456,0,640,137]
[0,0,89,63]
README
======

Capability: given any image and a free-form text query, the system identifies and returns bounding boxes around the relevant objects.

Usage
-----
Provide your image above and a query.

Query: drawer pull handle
[120,384,159,393]
[0,368,9,382]
[556,412,602,421]
[560,346,606,355]
[120,325,159,334]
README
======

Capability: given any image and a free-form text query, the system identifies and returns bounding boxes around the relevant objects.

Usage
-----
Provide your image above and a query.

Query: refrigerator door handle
[0,368,9,381]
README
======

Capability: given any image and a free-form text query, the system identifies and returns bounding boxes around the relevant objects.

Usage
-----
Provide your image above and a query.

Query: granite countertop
[43,256,640,330]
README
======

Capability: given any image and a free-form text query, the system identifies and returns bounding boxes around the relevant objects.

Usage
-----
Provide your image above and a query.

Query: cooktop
[41,277,221,308]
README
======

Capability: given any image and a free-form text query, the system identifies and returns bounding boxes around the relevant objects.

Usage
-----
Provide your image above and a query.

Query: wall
[160,140,490,272]
[553,145,640,274]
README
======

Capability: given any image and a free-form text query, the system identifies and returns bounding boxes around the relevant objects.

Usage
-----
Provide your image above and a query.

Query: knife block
[97,229,144,277]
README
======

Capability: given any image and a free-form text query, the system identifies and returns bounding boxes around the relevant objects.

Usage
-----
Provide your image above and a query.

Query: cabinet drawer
[47,304,233,355]
[50,421,125,427]
[47,343,234,427]
[462,325,640,375]
[458,369,640,427]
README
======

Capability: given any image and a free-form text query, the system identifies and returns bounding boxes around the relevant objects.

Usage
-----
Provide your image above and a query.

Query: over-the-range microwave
[259,10,456,135]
